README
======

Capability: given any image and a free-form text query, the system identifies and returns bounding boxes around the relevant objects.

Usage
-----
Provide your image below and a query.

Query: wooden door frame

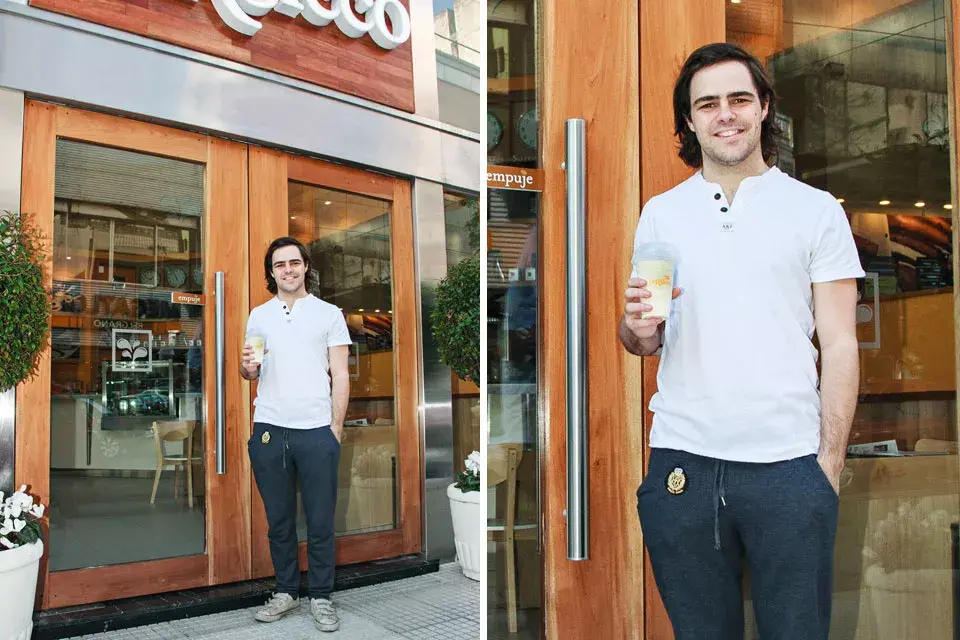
[246,148,422,578]
[16,101,252,609]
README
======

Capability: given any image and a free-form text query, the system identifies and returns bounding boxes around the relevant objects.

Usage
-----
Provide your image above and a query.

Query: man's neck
[277,288,308,306]
[702,152,769,203]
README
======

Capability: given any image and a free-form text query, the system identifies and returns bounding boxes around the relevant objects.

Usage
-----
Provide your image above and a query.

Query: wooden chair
[487,443,538,634]
[150,420,201,508]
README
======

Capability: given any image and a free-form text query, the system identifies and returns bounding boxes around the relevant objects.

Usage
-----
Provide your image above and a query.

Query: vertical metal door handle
[215,271,226,475]
[565,118,588,561]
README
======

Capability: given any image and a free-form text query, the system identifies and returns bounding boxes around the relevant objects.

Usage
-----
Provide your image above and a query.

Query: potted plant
[447,451,482,580]
[0,485,46,639]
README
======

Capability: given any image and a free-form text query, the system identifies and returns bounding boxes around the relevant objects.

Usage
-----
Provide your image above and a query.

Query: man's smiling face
[271,245,307,295]
[686,60,768,169]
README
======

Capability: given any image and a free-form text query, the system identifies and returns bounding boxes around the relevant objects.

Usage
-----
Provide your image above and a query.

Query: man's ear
[761,98,769,121]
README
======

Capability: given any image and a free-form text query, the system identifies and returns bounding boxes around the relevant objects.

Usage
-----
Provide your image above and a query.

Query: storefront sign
[94,319,145,330]
[172,292,206,305]
[210,0,411,50]
[487,165,544,192]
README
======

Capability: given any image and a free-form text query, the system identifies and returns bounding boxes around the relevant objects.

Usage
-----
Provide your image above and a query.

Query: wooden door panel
[540,0,644,636]
[204,137,253,585]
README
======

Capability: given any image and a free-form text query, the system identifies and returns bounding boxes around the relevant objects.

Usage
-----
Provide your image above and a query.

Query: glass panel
[728,0,958,637]
[49,139,206,572]
[434,0,482,133]
[443,190,481,489]
[487,0,541,635]
[287,182,398,538]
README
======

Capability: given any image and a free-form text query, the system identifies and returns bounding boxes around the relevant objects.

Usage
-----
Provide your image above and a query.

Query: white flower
[0,536,13,549]
[465,450,481,475]
[0,518,12,536]
[30,504,44,519]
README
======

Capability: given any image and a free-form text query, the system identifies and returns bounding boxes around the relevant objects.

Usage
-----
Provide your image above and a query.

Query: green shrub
[431,255,480,386]
[0,212,50,392]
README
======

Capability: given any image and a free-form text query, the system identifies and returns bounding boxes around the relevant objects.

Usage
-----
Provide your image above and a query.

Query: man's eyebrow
[273,258,303,266]
[692,90,755,106]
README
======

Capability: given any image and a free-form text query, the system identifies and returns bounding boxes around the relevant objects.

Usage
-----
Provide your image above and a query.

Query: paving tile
[64,564,478,640]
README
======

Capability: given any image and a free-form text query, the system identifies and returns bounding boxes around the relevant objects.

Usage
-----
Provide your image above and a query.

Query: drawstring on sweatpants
[712,460,727,551]
[282,429,290,470]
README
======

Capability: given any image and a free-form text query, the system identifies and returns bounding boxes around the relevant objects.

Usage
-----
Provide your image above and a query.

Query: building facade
[487,0,960,639]
[0,0,481,610]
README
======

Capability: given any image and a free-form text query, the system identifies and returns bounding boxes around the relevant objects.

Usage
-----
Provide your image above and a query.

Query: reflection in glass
[444,191,481,482]
[729,0,958,637]
[434,0,482,133]
[49,139,206,572]
[487,0,541,635]
[287,182,398,538]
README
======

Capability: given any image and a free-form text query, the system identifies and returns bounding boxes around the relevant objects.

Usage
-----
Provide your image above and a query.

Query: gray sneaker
[311,597,340,632]
[254,592,300,622]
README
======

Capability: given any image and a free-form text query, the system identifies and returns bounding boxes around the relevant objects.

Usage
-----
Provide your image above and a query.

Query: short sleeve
[244,308,260,341]
[328,308,352,347]
[630,206,658,279]
[810,200,865,283]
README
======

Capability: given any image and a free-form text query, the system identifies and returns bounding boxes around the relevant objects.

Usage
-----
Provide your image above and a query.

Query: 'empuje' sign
[209,0,411,50]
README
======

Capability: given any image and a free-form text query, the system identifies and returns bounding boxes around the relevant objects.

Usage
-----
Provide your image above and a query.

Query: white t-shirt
[633,167,865,463]
[245,294,353,429]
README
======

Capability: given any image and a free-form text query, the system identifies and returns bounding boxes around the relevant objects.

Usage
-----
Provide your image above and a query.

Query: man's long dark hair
[264,236,311,294]
[673,42,780,169]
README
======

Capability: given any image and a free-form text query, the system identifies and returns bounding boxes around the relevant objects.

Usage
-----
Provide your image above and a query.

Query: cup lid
[632,242,678,262]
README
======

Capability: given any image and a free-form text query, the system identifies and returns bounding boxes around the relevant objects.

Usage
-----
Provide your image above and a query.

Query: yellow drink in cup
[247,336,265,364]
[632,243,678,320]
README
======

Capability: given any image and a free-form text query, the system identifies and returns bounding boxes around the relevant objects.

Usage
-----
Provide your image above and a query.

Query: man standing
[620,43,863,639]
[241,236,351,633]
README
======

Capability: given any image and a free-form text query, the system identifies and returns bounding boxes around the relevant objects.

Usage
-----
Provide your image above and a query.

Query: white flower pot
[0,540,43,640]
[447,483,482,581]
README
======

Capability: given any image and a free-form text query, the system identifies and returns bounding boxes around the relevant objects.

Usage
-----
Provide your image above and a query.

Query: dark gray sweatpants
[637,448,839,640]
[249,422,340,600]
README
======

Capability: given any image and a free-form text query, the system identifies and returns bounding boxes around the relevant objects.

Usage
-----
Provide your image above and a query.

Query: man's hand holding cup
[623,277,682,339]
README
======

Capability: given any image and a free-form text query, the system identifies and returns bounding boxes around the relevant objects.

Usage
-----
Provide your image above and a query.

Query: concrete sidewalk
[65,563,479,640]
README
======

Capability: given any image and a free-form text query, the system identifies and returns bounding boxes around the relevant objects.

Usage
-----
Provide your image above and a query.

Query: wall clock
[517,109,538,150]
[166,265,187,288]
[488,112,504,152]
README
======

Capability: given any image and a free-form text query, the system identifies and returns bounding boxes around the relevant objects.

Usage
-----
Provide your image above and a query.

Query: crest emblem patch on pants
[665,467,687,495]
[261,431,271,444]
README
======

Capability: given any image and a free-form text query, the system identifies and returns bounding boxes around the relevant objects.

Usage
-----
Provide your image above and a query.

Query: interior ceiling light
[731,0,741,3]
[324,201,332,205]
[914,201,926,208]
[878,200,891,206]
[944,204,953,210]
[837,198,845,204]
[290,216,297,220]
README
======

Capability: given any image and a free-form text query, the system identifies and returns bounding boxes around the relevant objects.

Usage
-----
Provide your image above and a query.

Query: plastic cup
[632,242,678,319]
[247,336,265,364]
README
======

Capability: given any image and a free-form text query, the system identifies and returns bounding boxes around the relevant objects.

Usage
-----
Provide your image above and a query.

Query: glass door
[17,102,252,608]
[487,0,543,636]
[247,148,421,574]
